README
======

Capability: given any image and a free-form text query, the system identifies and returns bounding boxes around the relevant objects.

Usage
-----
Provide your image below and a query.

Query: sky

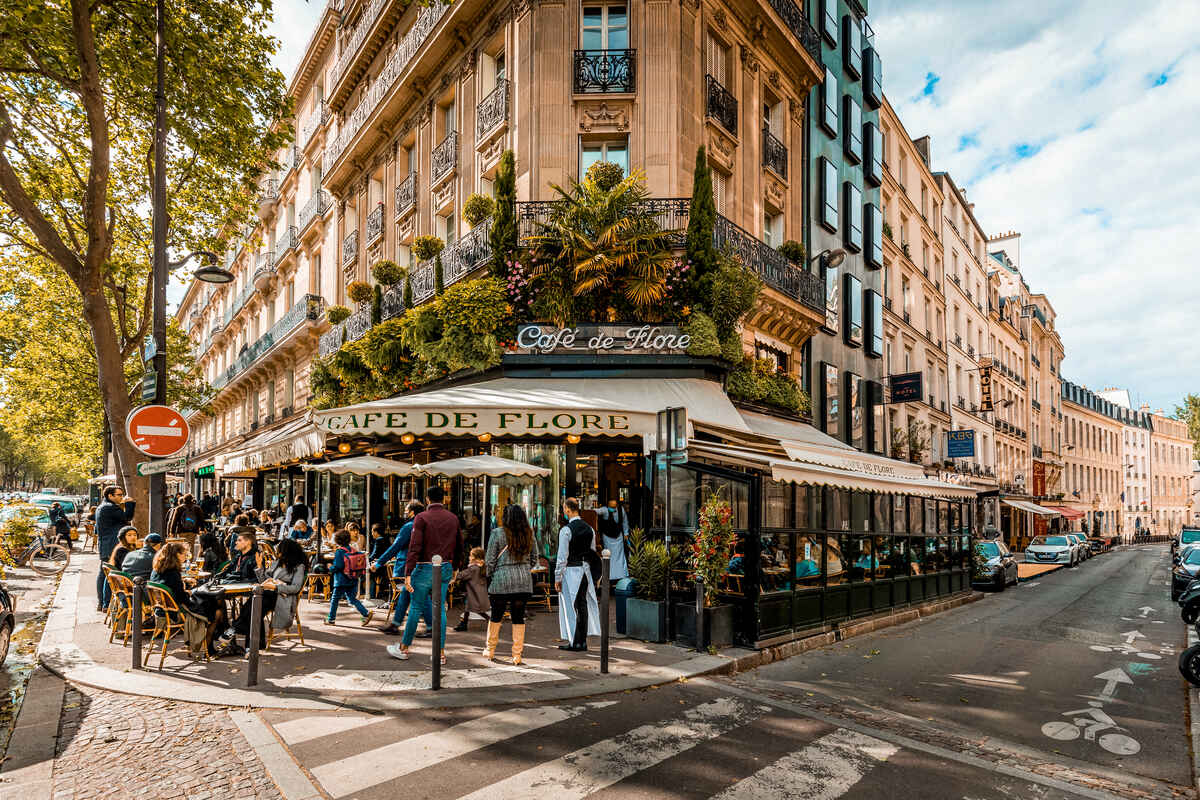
[254,0,1199,413]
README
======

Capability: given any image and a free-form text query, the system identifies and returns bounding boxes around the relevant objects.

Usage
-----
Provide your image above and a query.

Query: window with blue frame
[864,47,882,109]
[846,372,864,449]
[864,202,882,268]
[843,96,862,163]
[822,0,838,45]
[865,288,883,356]
[823,259,840,332]
[843,182,862,251]
[864,121,882,186]
[821,158,839,232]
[821,67,839,137]
[822,362,840,437]
[842,15,862,80]
[843,273,862,346]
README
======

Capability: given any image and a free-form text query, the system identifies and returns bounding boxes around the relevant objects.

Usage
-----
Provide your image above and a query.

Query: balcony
[883,296,893,310]
[298,102,329,151]
[954,334,962,348]
[328,0,388,96]
[431,131,458,185]
[274,225,298,265]
[410,216,494,305]
[366,202,384,244]
[705,74,737,137]
[395,173,416,219]
[381,281,406,321]
[765,0,822,65]
[256,179,279,218]
[573,50,636,94]
[1031,399,1042,411]
[212,295,324,390]
[346,305,372,343]
[282,145,299,178]
[223,282,255,326]
[342,230,359,268]
[476,79,510,140]
[714,215,822,312]
[298,190,331,233]
[761,127,787,179]
[253,252,275,290]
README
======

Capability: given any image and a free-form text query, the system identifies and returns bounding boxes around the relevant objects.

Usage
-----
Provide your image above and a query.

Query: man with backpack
[167,493,207,538]
[325,528,371,625]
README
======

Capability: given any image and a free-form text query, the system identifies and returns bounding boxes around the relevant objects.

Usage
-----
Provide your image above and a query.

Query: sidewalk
[39,556,730,711]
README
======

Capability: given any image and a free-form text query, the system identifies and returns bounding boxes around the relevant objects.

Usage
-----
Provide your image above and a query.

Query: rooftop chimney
[913,136,931,166]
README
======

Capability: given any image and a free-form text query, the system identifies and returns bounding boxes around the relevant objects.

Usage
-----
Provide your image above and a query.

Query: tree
[1175,394,1200,458]
[489,149,517,279]
[0,1,289,522]
[685,146,719,306]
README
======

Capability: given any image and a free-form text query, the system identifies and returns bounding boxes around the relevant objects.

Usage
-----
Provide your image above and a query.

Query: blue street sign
[947,429,975,458]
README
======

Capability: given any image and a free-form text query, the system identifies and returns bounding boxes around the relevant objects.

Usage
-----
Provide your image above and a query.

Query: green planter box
[626,598,668,643]
[673,603,734,650]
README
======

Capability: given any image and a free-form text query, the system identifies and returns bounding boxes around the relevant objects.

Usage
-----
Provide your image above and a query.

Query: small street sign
[137,456,187,476]
[979,365,994,412]
[140,371,157,401]
[143,334,157,363]
[655,407,688,459]
[125,404,190,458]
[889,371,923,403]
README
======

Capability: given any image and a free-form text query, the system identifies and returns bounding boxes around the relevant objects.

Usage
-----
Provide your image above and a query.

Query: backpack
[340,547,367,580]
[176,505,200,533]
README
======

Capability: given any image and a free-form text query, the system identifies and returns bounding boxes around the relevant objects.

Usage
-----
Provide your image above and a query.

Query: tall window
[823,260,840,334]
[820,158,838,231]
[711,168,728,215]
[582,4,628,50]
[843,96,862,163]
[843,273,863,347]
[763,211,782,248]
[842,15,862,80]
[581,139,628,177]
[820,67,838,137]
[706,32,730,87]
[823,363,840,437]
[844,183,862,251]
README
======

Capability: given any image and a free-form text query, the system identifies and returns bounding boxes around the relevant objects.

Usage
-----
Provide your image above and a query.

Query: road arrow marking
[1094,668,1133,700]
[1121,630,1146,644]
[1137,606,1156,617]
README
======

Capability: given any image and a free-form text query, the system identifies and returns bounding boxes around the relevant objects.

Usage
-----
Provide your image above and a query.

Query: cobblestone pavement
[50,685,282,800]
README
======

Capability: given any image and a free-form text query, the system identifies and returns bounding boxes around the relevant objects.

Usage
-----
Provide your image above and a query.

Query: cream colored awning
[221,418,326,475]
[87,474,116,485]
[1003,498,1060,516]
[309,377,750,451]
[421,455,552,479]
[302,455,422,477]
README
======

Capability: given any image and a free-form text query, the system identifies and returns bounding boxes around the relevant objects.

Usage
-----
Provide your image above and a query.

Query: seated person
[110,525,139,572]
[795,558,820,579]
[289,518,312,540]
[217,530,262,584]
[224,514,258,554]
[121,533,165,580]
[197,532,228,574]
[148,542,191,614]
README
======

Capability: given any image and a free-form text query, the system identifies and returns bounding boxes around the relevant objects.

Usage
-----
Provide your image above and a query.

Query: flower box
[625,597,668,643]
[672,602,733,650]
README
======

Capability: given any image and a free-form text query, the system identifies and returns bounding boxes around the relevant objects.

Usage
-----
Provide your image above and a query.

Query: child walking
[326,529,371,625]
[452,547,491,631]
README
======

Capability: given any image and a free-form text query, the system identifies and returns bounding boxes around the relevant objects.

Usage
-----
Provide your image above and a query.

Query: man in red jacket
[389,485,462,663]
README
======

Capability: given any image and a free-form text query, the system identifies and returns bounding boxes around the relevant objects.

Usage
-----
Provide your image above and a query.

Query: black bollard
[431,555,443,691]
[247,585,263,687]
[131,576,145,669]
[600,549,611,674]
[695,578,706,651]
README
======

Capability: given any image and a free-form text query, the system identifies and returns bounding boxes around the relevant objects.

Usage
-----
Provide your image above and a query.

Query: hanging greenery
[708,252,762,343]
[434,251,445,295]
[726,357,809,415]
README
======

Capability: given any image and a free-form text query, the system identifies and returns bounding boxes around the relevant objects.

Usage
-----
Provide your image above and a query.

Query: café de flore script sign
[515,324,690,355]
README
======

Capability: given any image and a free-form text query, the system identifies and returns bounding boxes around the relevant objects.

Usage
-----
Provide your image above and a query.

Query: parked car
[1068,533,1091,561]
[0,504,52,533]
[973,540,1018,590]
[1174,548,1200,607]
[1174,528,1200,559]
[0,581,13,664]
[1025,534,1076,567]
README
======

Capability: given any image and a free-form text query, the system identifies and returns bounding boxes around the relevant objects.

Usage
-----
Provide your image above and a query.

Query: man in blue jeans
[94,485,135,612]
[388,487,462,662]
[373,500,430,636]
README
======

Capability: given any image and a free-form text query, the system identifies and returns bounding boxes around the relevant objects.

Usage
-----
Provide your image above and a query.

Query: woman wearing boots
[483,505,538,664]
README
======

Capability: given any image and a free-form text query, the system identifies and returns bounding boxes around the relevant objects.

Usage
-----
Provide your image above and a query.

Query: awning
[421,455,552,479]
[221,418,326,475]
[1003,499,1060,516]
[1042,505,1085,520]
[302,456,422,477]
[309,377,750,452]
[87,474,116,485]
[690,442,978,499]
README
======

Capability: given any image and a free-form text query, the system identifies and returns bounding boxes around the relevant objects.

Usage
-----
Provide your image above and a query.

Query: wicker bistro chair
[365,573,405,625]
[107,572,154,645]
[531,558,554,611]
[266,610,305,649]
[142,583,189,670]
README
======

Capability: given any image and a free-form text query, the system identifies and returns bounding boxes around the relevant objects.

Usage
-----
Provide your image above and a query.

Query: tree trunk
[78,277,149,531]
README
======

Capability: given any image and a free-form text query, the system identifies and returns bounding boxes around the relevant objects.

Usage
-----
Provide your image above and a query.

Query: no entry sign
[125,405,189,458]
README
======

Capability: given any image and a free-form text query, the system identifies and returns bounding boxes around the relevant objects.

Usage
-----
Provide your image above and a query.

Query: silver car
[1025,534,1075,567]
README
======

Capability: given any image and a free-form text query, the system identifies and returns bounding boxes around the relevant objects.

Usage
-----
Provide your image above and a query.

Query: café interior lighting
[566,434,581,444]
[401,432,416,445]
[477,432,493,443]
[337,441,351,454]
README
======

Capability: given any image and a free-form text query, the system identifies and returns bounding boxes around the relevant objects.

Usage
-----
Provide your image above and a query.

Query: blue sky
[257,0,1199,413]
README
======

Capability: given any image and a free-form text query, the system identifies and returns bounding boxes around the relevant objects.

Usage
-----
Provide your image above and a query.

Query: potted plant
[625,528,670,642]
[346,280,373,306]
[673,493,736,650]
[462,193,495,228]
[326,304,351,324]
[371,259,405,286]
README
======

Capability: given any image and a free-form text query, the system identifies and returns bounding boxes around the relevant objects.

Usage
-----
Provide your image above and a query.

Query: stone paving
[49,685,282,800]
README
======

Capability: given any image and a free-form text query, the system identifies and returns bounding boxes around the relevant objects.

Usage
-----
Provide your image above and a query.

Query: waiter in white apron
[595,499,630,581]
[555,497,601,651]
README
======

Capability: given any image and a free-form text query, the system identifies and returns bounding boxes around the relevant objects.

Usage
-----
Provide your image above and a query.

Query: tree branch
[70,0,112,275]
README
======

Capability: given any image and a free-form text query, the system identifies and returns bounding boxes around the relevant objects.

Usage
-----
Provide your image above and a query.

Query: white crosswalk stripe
[455,697,768,800]
[272,713,379,746]
[710,728,899,800]
[310,701,617,798]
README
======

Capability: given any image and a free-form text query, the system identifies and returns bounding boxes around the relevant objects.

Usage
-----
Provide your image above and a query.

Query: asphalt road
[729,543,1189,796]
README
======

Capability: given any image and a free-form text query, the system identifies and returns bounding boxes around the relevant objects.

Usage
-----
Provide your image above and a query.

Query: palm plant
[526,167,677,325]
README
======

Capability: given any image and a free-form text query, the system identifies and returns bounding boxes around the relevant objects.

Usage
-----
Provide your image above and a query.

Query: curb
[1187,626,1200,797]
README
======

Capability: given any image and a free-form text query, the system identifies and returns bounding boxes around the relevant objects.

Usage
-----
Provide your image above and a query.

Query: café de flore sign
[515,324,691,355]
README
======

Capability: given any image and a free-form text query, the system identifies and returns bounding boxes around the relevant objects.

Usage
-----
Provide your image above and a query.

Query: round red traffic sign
[125,405,189,458]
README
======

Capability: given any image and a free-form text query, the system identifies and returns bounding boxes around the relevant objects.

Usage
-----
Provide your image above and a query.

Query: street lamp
[178,250,233,284]
[812,248,847,269]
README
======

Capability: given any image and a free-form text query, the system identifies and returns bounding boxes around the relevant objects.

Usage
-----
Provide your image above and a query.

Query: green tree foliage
[346,280,373,305]
[326,305,351,324]
[725,357,809,416]
[489,150,518,279]
[708,253,762,342]
[1175,394,1200,458]
[435,252,445,295]
[684,147,719,305]
[371,260,405,286]
[371,283,383,325]
[0,0,289,511]
[682,312,721,357]
[462,193,496,228]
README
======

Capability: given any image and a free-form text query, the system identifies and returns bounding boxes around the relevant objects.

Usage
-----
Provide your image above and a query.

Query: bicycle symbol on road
[1042,702,1141,755]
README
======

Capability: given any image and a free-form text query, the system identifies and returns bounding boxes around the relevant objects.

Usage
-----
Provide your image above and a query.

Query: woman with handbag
[483,505,538,664]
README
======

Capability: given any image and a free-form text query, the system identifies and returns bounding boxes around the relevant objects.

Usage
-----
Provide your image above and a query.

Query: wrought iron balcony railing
[254,252,275,284]
[329,0,386,90]
[765,0,822,64]
[381,281,406,320]
[345,305,372,344]
[705,74,737,136]
[298,102,329,150]
[431,130,458,184]
[273,226,298,265]
[366,202,384,244]
[342,230,359,267]
[761,127,787,178]
[573,49,636,94]
[476,79,510,139]
[257,178,279,204]
[298,190,331,232]
[395,173,416,218]
[212,295,323,389]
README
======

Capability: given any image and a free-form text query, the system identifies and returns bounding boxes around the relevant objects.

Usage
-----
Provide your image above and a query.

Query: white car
[1025,534,1075,567]
[1066,533,1089,562]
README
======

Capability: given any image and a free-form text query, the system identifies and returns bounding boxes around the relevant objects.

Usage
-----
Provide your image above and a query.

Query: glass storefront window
[843,534,872,582]
[873,493,891,533]
[825,534,847,584]
[909,535,928,575]
[796,534,823,588]
[758,533,791,594]
[908,496,923,534]
[937,501,949,535]
[797,485,813,529]
[884,535,908,576]
[873,535,892,578]
[763,480,792,529]
[338,473,366,528]
[826,489,850,531]
[492,442,564,559]
[925,499,937,535]
[851,492,870,532]
[893,494,907,534]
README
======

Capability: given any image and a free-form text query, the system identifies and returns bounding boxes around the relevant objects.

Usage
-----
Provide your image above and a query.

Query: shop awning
[690,442,978,499]
[308,377,750,451]
[87,474,116,485]
[302,455,422,477]
[1002,498,1060,516]
[221,418,326,475]
[1042,505,1086,520]
[421,455,552,479]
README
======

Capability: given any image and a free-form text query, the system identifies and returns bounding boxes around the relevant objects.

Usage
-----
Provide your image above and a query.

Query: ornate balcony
[256,178,279,218]
[394,173,416,219]
[366,202,384,244]
[476,79,510,140]
[342,230,359,267]
[705,74,737,137]
[222,282,255,325]
[253,252,275,289]
[211,295,323,390]
[345,306,372,344]
[761,127,787,178]
[298,190,331,233]
[329,0,387,93]
[381,282,406,320]
[273,226,298,266]
[318,321,345,358]
[298,102,329,151]
[765,0,822,65]
[431,131,458,185]
[714,215,823,313]
[573,50,636,94]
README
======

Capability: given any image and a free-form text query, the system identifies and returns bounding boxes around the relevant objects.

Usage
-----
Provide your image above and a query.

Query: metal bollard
[600,549,611,674]
[431,555,443,691]
[247,585,263,687]
[131,576,145,669]
[695,578,706,651]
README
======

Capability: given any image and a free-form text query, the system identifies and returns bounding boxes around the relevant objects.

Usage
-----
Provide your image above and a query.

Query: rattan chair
[142,583,189,670]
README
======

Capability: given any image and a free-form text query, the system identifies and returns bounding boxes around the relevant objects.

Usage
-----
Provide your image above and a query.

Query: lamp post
[149,0,168,535]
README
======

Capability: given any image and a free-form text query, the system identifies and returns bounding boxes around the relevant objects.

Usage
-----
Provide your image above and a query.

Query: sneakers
[360,614,371,627]
[387,644,410,660]
[379,624,401,635]
[452,622,469,632]
[323,616,336,625]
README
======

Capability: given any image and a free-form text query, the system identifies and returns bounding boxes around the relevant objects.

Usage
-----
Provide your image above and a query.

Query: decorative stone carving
[396,215,415,245]
[765,173,786,212]
[706,126,736,173]
[478,134,506,175]
[432,178,455,215]
[768,70,781,89]
[461,48,477,78]
[579,102,629,132]
[740,47,760,74]
[712,8,726,27]
[788,99,804,124]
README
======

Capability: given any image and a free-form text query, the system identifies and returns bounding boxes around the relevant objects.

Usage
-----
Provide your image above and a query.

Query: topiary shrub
[462,193,496,228]
[412,234,445,261]
[585,160,624,192]
[489,150,517,279]
[371,259,405,285]
[683,312,721,357]
[371,283,383,325]
[709,252,762,341]
[346,280,373,305]
[778,240,806,265]
[326,304,351,324]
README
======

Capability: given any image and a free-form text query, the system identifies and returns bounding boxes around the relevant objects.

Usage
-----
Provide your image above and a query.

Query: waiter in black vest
[554,497,600,651]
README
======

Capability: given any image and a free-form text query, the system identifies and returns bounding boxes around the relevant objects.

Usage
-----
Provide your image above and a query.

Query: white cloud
[873,0,1200,412]
[270,0,330,82]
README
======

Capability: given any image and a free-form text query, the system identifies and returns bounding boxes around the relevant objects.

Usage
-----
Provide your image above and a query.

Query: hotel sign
[515,324,691,355]
[979,365,994,412]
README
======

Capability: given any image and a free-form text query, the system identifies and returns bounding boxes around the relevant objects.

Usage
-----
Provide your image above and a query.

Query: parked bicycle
[0,530,70,576]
